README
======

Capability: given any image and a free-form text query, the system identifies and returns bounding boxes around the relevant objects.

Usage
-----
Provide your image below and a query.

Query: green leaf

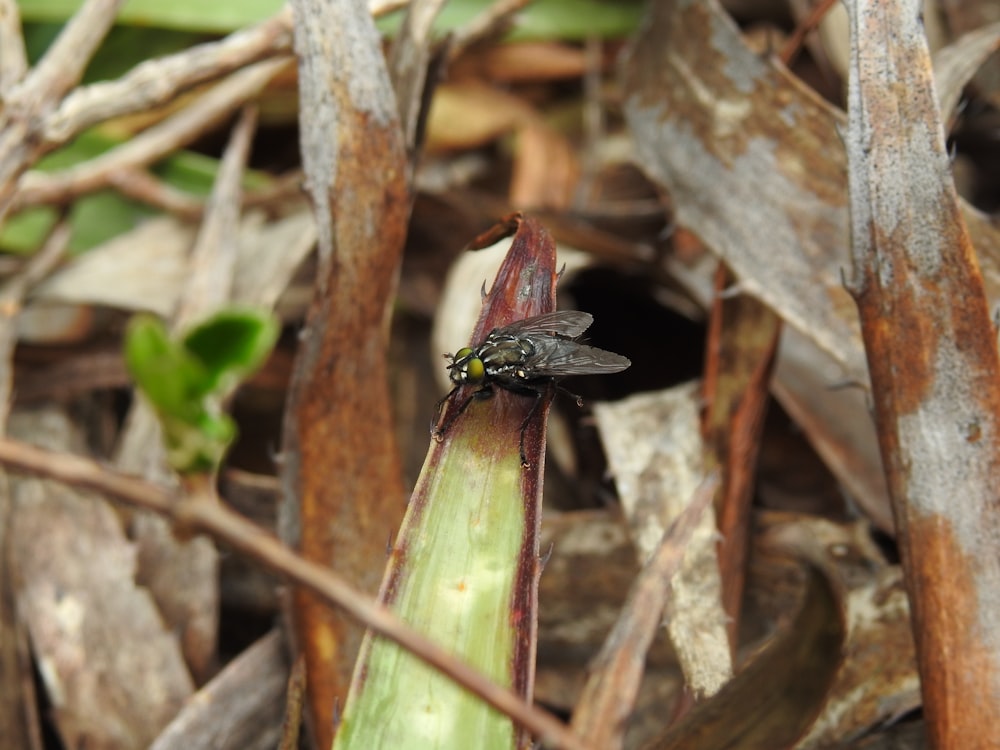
[334,417,528,750]
[181,308,280,397]
[124,314,212,417]
[377,0,645,41]
[18,0,284,34]
[123,308,278,474]
[20,0,643,39]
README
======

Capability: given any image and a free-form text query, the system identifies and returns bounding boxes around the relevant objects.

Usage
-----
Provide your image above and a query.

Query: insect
[433,310,631,466]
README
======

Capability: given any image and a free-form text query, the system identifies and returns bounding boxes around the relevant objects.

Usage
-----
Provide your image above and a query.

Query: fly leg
[431,386,458,437]
[432,385,493,441]
[517,382,555,467]
[556,384,584,408]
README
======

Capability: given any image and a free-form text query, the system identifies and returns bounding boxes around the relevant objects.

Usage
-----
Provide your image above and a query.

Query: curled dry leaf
[752,514,920,747]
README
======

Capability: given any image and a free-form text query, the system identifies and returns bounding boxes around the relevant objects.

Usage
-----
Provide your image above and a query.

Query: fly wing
[523,336,631,377]
[494,310,594,339]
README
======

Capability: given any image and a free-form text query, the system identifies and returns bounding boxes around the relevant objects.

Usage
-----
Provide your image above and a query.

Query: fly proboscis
[432,310,631,467]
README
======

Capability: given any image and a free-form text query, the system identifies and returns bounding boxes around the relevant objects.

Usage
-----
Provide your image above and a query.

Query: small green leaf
[181,308,280,397]
[124,314,211,417]
[124,308,278,474]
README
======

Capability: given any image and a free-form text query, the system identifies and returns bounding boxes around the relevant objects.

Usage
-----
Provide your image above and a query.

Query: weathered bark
[844,2,1000,746]
[281,2,410,747]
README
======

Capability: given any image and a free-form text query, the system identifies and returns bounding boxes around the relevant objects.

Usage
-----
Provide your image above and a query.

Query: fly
[432,310,631,466]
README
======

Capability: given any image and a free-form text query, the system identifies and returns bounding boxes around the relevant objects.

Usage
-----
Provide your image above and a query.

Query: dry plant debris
[0,0,998,748]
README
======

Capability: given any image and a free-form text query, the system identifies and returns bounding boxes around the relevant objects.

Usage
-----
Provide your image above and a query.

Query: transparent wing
[523,336,631,377]
[494,310,594,339]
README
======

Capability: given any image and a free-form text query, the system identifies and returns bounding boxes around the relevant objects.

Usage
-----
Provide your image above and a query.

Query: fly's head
[446,347,486,386]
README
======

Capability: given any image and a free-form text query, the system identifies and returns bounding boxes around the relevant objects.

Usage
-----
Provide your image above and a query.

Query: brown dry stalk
[844,0,1000,745]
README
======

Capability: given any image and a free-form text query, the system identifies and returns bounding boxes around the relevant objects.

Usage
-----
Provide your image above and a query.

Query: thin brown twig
[277,656,307,750]
[107,170,205,220]
[0,0,125,223]
[241,169,307,210]
[108,168,306,221]
[570,476,717,748]
[44,7,293,145]
[0,437,591,750]
[388,0,448,151]
[13,59,289,211]
[778,0,839,67]
[0,217,72,426]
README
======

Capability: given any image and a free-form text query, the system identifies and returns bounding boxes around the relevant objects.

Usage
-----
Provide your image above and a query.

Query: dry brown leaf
[510,121,581,210]
[150,631,288,750]
[594,385,732,699]
[9,408,193,749]
[641,561,846,750]
[424,81,536,152]
[702,264,780,647]
[622,0,1000,535]
[459,41,590,83]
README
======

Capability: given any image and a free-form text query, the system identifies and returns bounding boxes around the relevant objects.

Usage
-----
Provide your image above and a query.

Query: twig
[16,0,124,104]
[13,59,289,211]
[278,655,307,750]
[388,0,448,150]
[242,169,306,210]
[0,0,27,94]
[174,104,258,329]
[107,170,205,221]
[0,218,72,425]
[0,437,590,750]
[44,7,293,145]
[778,0,838,67]
[0,0,125,222]
[570,476,717,749]
[109,168,305,221]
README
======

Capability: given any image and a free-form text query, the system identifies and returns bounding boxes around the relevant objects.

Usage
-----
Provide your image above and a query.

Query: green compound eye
[455,347,473,359]
[464,356,485,383]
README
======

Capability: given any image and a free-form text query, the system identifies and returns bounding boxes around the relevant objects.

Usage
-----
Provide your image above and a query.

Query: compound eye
[455,347,474,359]
[465,356,485,383]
